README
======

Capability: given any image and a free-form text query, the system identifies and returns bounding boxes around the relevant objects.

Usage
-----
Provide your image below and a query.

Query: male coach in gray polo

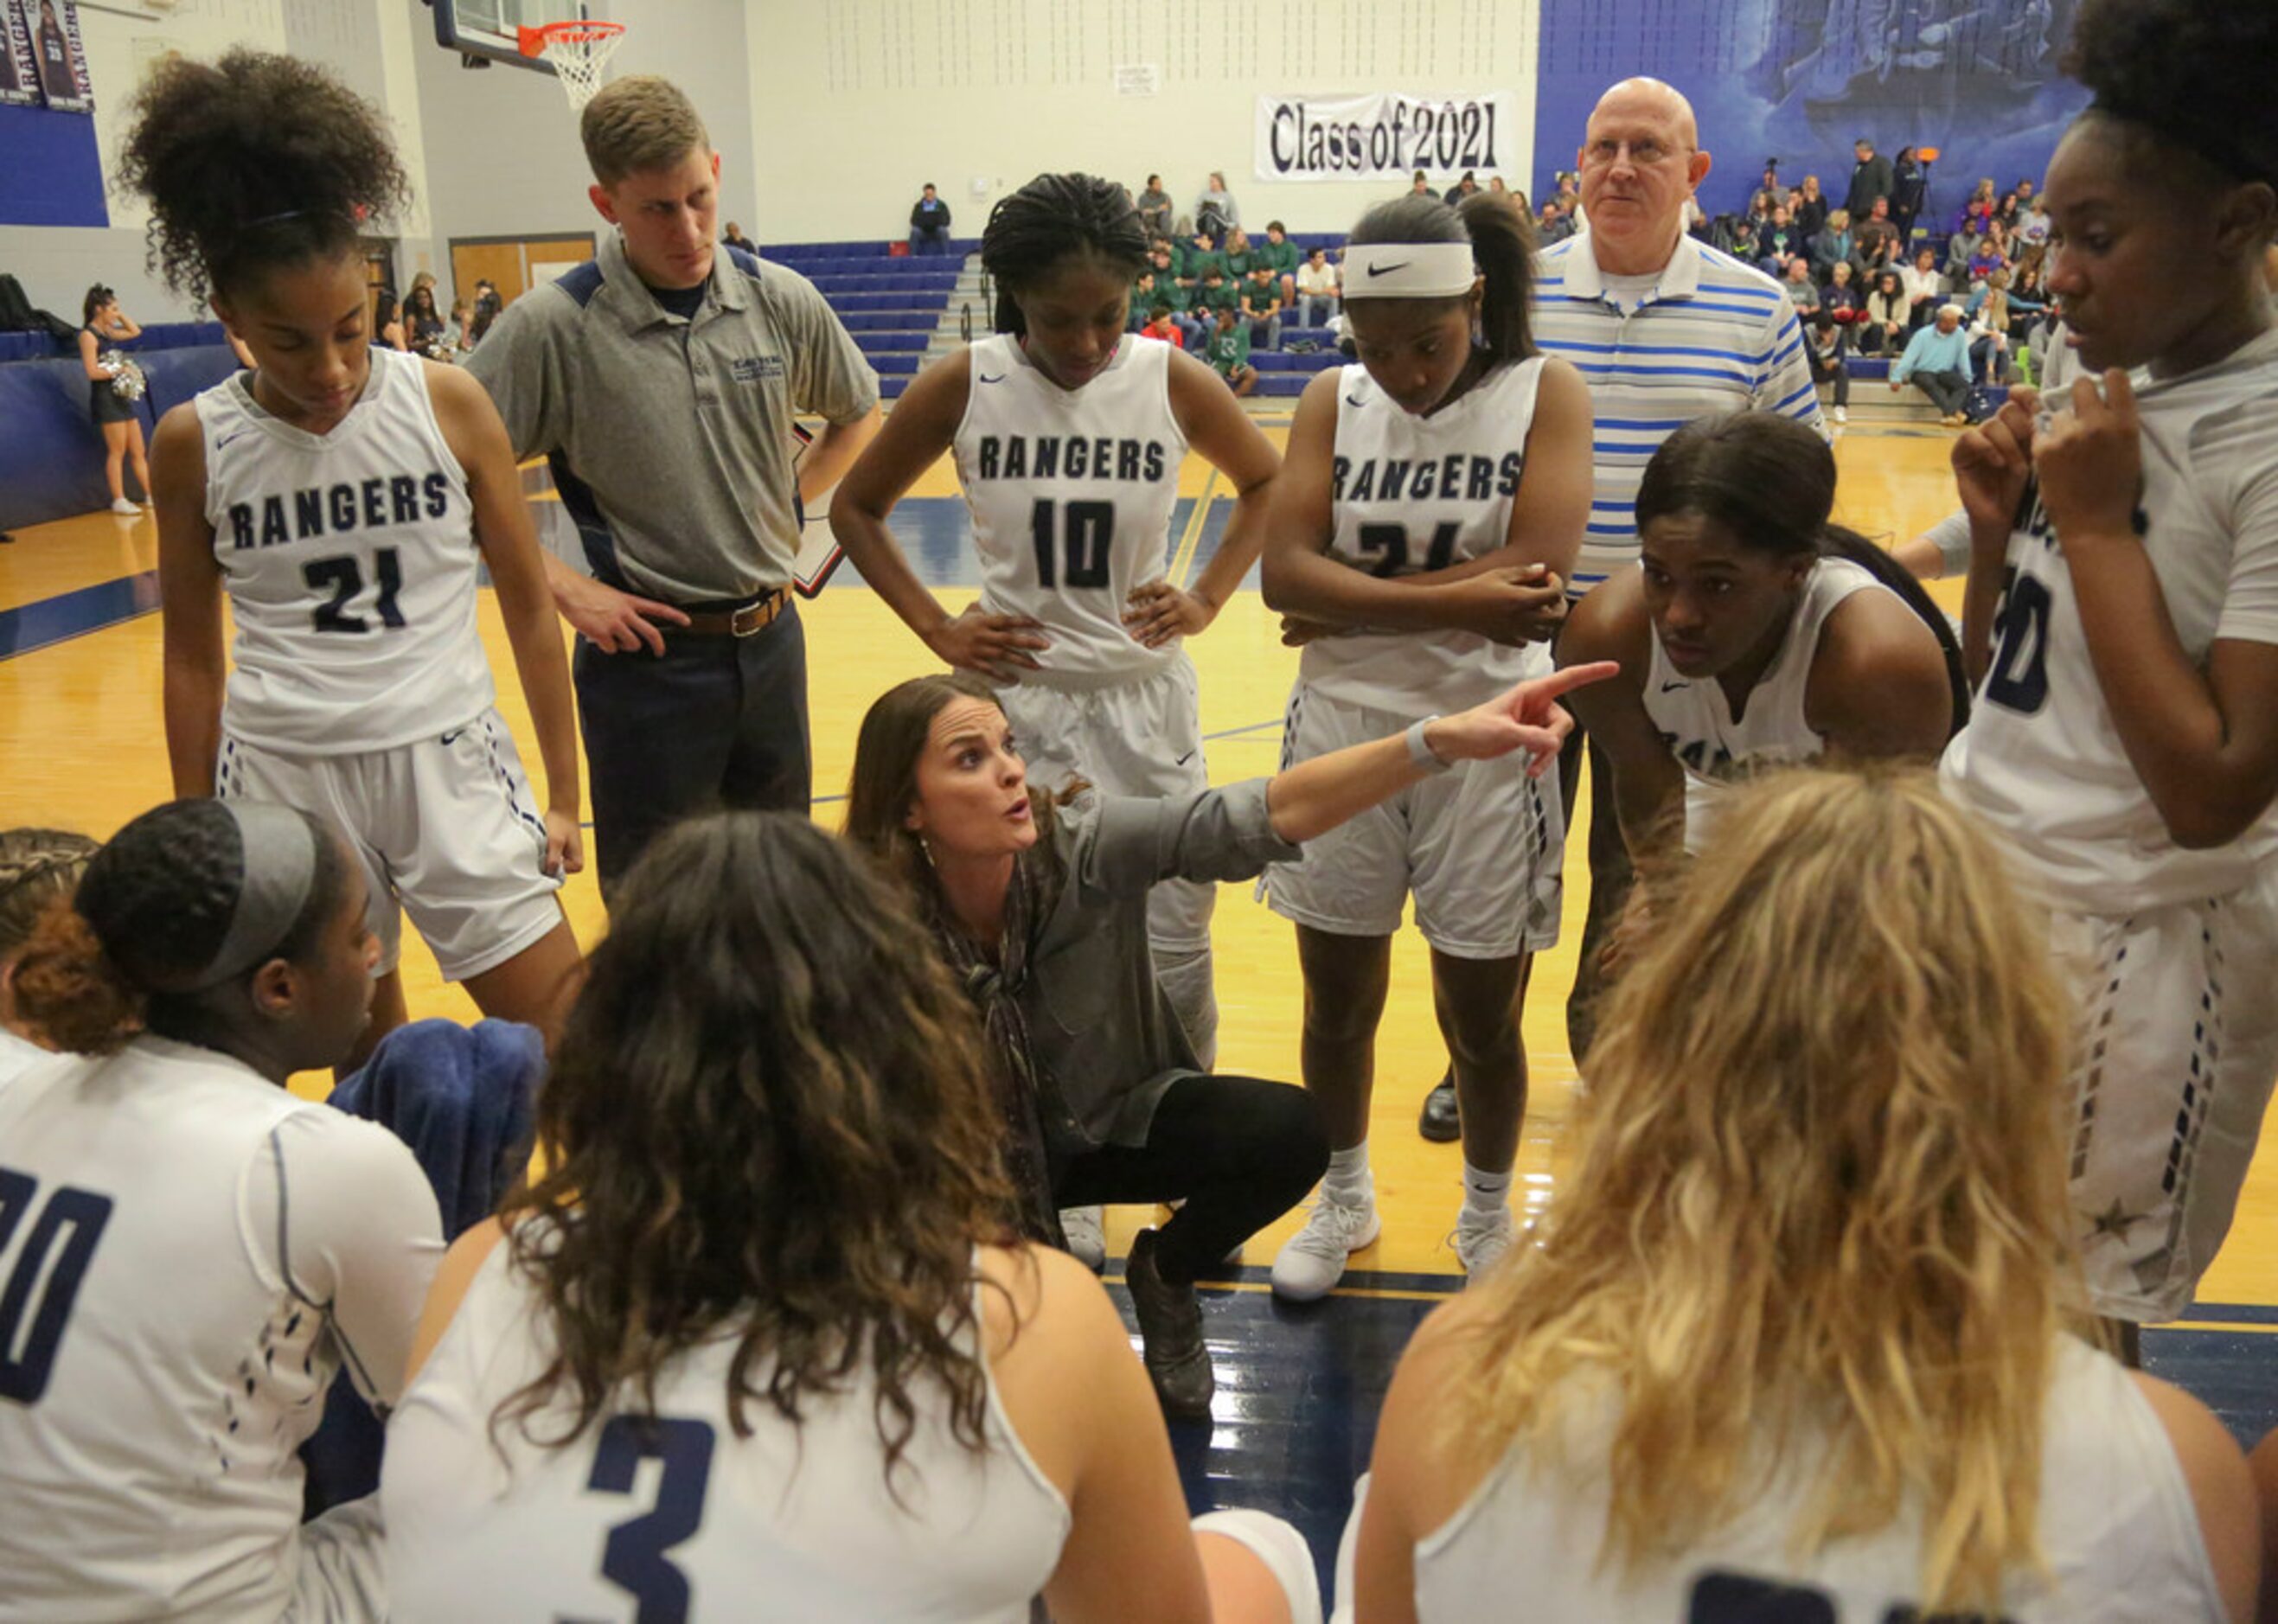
[1421,77,1824,1130]
[469,75,881,892]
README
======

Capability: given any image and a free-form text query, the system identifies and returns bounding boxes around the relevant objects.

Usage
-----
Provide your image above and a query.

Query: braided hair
[0,828,99,961]
[982,173,1149,336]
[115,48,408,306]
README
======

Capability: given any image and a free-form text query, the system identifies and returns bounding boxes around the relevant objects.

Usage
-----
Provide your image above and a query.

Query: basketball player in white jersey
[123,51,584,1072]
[1557,413,1956,885]
[383,814,1323,1624]
[833,172,1281,1266]
[1258,191,1593,1297]
[833,171,1280,1071]
[1345,769,2256,1624]
[0,828,96,1089]
[1942,0,2278,1333]
[0,799,444,1621]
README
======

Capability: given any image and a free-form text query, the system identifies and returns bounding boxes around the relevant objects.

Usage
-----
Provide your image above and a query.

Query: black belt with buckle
[677,589,789,637]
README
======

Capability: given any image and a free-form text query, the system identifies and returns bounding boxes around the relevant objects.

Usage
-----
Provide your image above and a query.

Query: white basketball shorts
[2054,866,2278,1323]
[998,653,1213,954]
[215,708,564,984]
[1261,683,1565,960]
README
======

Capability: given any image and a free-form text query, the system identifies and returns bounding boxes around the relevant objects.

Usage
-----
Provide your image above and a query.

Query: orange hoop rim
[518,19,625,55]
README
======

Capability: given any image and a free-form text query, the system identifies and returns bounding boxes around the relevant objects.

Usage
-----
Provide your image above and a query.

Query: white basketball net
[529,22,624,112]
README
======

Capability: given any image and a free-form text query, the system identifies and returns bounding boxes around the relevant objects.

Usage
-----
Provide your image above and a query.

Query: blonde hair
[1825,207,1851,231]
[580,74,709,187]
[1448,765,2084,1612]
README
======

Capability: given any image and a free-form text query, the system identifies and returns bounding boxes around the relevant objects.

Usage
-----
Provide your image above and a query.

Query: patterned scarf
[933,854,1068,1251]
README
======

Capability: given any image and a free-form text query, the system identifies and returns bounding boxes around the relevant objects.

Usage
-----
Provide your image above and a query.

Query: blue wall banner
[1533,0,2089,227]
[1256,92,1520,184]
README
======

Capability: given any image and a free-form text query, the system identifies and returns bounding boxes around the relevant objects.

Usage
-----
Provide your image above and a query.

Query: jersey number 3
[586,1414,716,1623]
[1031,499,1114,590]
[0,1168,113,1405]
[304,547,408,635]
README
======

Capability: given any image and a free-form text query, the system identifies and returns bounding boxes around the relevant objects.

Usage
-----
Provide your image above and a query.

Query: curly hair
[2064,0,2278,189]
[11,800,341,1055]
[1448,765,2083,1614]
[1346,190,1539,368]
[494,812,1025,1495]
[113,48,409,305]
[982,172,1149,336]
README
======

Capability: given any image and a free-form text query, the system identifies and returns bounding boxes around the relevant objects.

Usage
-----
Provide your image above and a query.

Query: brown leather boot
[1125,1228,1214,1421]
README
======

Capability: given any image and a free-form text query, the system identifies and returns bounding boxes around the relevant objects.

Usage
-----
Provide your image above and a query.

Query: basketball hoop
[518,19,625,112]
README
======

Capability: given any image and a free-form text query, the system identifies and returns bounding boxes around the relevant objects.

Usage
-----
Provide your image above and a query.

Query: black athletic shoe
[1417,1069,1461,1142]
[1125,1229,1214,1421]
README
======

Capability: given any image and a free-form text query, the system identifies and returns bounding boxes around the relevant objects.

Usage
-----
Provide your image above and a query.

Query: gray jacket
[1023,780,1296,1149]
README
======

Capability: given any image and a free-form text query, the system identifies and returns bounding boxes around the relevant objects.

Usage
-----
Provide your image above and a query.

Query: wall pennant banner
[1257,91,1518,183]
[0,0,42,107]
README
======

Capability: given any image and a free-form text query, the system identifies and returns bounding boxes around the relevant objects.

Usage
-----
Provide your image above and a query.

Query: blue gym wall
[0,102,106,228]
[1531,0,2092,225]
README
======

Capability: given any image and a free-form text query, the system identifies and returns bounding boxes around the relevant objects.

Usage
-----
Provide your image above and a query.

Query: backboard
[428,0,577,74]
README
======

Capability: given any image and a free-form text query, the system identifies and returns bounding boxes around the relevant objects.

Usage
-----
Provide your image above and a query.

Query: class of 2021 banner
[1256,91,1518,183]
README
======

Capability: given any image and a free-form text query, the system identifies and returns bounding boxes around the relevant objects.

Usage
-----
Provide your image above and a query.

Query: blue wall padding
[0,104,106,227]
[0,343,238,531]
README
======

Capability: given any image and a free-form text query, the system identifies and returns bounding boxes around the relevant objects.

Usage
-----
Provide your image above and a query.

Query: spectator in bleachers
[1222,225,1257,278]
[1195,169,1238,236]
[1130,269,1168,333]
[373,291,407,351]
[1443,169,1482,205]
[1888,303,1974,424]
[1179,227,1225,289]
[1261,221,1301,305]
[1295,246,1340,326]
[1757,203,1803,274]
[1141,302,1186,349]
[1820,257,1864,324]
[1781,256,1821,314]
[1240,263,1283,350]
[402,284,449,360]
[1408,169,1433,198]
[1537,199,1576,244]
[1809,207,1856,278]
[1890,144,1927,240]
[1860,268,1909,355]
[1899,245,1944,328]
[77,285,150,515]
[722,221,751,247]
[2007,259,2051,342]
[1790,172,1827,239]
[1853,198,1901,272]
[468,281,501,347]
[910,182,953,255]
[1946,216,1983,280]
[1195,264,1238,327]
[1964,176,1997,231]
[1806,307,1851,422]
[1844,136,1892,219]
[1137,172,1174,239]
[1204,303,1257,396]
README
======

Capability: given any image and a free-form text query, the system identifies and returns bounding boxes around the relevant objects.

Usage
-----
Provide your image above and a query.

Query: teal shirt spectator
[1891,321,1973,383]
[1206,321,1251,375]
[1260,236,1301,275]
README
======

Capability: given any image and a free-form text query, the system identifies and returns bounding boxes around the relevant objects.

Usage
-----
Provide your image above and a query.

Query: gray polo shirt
[467,230,878,603]
[1027,779,1299,1148]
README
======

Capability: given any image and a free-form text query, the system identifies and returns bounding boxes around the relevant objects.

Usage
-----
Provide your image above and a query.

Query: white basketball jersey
[1644,556,1885,852]
[0,1026,45,1091]
[1945,329,2278,915]
[195,346,495,755]
[953,333,1189,686]
[1415,1338,2225,1622]
[1302,357,1552,713]
[0,1038,441,1623]
[383,1237,1072,1623]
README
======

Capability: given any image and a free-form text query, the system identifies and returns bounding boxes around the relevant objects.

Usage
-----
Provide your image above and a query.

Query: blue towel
[301,1018,546,1517]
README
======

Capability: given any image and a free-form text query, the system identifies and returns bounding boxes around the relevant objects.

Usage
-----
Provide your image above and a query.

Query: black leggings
[1056,1073,1328,1285]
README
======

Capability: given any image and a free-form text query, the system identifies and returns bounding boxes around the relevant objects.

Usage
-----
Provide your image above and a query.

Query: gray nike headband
[190,802,321,989]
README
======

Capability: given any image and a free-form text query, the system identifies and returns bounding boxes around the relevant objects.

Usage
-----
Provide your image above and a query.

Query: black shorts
[89,380,137,426]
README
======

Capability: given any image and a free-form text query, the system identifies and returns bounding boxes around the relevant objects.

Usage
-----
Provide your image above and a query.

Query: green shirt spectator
[1241,268,1281,317]
[1195,272,1238,315]
[1259,227,1301,274]
[1206,316,1251,374]
[1176,237,1225,285]
[1221,228,1258,278]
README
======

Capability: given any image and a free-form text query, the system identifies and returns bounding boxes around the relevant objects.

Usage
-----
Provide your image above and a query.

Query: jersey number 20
[1984,566,2053,715]
[304,547,408,635]
[1031,499,1114,589]
[0,1168,113,1405]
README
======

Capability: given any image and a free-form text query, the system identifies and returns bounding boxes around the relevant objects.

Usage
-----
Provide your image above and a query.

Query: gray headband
[189,802,321,989]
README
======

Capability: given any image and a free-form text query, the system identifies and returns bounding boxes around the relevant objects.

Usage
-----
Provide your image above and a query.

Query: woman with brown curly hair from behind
[0,826,98,1083]
[1347,767,2256,1622]
[381,811,1327,1624]
[0,798,440,1621]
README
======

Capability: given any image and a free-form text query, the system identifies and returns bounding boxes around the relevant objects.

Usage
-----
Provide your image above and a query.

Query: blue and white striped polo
[1533,230,1826,593]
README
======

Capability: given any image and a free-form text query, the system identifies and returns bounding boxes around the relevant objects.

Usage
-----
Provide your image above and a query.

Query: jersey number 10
[1031,500,1115,590]
[0,1168,113,1405]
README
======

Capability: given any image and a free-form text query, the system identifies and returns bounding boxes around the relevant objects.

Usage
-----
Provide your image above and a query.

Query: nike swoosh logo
[1175,750,1197,766]
[1659,681,1689,692]
[1366,262,1410,278]
[215,430,253,451]
[977,373,1006,384]
[1345,393,1366,407]
[439,729,466,745]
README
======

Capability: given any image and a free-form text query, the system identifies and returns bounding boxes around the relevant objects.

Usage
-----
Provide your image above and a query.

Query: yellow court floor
[5,420,2277,1319]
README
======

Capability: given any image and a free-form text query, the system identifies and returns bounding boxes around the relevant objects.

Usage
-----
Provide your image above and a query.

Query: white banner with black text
[1254,91,1518,183]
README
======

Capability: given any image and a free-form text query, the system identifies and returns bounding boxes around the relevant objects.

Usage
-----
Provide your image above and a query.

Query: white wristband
[1405,716,1452,774]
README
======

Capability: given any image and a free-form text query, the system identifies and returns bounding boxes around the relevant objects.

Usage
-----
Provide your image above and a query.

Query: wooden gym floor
[5,416,2275,1577]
